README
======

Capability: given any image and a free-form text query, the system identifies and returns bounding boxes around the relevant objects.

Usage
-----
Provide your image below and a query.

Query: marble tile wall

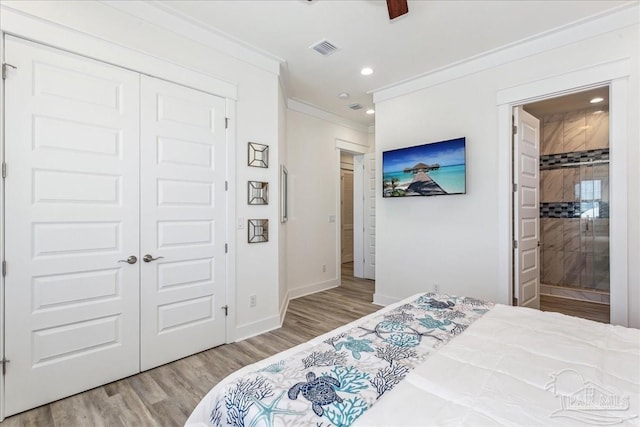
[539,107,610,292]
[540,107,609,154]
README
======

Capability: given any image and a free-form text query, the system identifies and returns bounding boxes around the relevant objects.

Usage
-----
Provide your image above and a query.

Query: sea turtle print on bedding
[209,293,493,427]
[288,371,343,416]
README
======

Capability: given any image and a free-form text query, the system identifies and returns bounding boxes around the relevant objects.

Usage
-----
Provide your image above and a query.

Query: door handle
[118,255,138,264]
[143,254,164,263]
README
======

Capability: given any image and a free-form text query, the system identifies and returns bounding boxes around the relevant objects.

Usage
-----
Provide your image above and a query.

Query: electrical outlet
[433,284,440,294]
[322,264,326,273]
[250,295,257,308]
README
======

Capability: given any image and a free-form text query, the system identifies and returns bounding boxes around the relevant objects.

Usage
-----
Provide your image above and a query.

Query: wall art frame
[248,181,269,205]
[248,142,269,168]
[248,219,269,243]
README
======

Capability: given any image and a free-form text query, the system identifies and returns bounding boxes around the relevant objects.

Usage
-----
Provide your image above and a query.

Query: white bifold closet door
[3,36,227,416]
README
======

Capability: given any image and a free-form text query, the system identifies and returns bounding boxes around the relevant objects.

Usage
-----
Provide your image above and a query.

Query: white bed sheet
[357,304,640,426]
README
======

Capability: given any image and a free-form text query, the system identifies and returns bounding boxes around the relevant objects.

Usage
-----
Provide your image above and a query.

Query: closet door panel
[3,36,140,416]
[140,75,227,371]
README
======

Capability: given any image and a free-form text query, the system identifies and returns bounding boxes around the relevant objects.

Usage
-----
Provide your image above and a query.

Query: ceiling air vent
[348,103,364,110]
[310,39,339,56]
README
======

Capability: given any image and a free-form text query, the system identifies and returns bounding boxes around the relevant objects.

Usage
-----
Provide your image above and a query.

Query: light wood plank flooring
[2,263,376,426]
[540,294,610,323]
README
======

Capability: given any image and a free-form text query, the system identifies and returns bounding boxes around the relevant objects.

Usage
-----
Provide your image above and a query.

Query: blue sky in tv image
[382,137,466,197]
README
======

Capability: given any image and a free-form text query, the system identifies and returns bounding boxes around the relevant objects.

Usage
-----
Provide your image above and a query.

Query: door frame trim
[496,57,631,326]
[1,28,6,425]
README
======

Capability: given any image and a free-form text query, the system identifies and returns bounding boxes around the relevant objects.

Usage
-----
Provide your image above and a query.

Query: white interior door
[363,153,376,280]
[140,75,227,370]
[3,36,140,416]
[514,106,541,309]
[341,170,354,263]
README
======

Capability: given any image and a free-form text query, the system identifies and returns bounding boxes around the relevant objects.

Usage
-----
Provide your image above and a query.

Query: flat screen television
[382,137,466,198]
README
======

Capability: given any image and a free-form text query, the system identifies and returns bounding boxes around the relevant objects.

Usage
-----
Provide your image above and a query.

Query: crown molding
[373,2,639,104]
[288,98,370,133]
[102,0,282,76]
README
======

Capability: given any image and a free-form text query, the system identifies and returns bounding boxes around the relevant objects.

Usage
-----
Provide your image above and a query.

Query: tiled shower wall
[539,106,610,292]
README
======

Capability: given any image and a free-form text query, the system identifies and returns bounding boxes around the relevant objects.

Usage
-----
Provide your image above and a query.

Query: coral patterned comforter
[185,294,493,427]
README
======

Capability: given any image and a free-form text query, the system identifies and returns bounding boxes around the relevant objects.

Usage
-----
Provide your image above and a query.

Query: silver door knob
[118,255,137,264]
[143,254,164,263]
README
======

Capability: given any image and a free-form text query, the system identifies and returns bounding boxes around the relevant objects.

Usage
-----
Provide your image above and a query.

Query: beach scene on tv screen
[383,137,466,197]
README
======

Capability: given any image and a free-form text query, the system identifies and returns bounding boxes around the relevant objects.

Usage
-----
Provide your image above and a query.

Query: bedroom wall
[373,12,640,327]
[0,1,283,339]
[286,106,370,298]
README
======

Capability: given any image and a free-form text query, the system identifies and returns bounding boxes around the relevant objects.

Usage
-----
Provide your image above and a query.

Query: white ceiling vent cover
[310,39,340,56]
[348,103,364,110]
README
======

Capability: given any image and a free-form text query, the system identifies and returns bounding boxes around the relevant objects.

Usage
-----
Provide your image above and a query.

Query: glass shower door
[579,161,610,291]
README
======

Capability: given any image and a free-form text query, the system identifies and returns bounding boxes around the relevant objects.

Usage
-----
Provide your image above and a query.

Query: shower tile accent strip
[540,202,609,218]
[540,202,580,218]
[540,148,609,170]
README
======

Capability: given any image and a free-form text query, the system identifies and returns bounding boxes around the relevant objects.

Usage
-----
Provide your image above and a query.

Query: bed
[186,294,640,426]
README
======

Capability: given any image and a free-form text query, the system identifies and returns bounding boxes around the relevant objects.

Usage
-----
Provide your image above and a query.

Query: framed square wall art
[248,181,268,205]
[248,219,269,243]
[248,142,269,168]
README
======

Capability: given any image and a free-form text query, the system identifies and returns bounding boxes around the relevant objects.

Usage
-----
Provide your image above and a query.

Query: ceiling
[524,86,609,118]
[159,0,629,127]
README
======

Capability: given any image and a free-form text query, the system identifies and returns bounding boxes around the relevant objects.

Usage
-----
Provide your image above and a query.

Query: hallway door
[341,170,354,263]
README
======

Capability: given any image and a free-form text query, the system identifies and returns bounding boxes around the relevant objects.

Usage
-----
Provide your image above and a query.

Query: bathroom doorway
[523,87,610,323]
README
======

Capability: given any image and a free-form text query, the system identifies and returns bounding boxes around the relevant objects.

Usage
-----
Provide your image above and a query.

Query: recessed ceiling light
[365,109,375,115]
[360,67,374,76]
[338,92,350,100]
[590,97,604,104]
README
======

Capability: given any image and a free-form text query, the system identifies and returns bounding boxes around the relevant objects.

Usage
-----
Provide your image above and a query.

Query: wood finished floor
[539,294,610,324]
[2,263,376,426]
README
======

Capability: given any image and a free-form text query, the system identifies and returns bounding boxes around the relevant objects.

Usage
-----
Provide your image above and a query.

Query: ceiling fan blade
[387,0,408,20]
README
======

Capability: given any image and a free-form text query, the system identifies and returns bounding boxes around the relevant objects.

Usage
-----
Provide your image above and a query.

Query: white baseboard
[288,278,339,300]
[234,314,282,342]
[373,292,400,306]
[233,278,346,341]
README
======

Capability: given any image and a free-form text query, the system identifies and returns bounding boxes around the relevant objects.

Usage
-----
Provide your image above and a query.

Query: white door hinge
[222,305,228,316]
[2,63,17,80]
[225,243,228,254]
[225,181,228,191]
[225,117,229,129]
[2,260,6,277]
[513,240,518,249]
[2,162,6,179]
[513,183,517,192]
[512,125,517,135]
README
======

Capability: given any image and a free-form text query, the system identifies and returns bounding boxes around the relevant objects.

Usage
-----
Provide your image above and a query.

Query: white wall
[286,108,370,298]
[0,0,282,339]
[374,13,639,327]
